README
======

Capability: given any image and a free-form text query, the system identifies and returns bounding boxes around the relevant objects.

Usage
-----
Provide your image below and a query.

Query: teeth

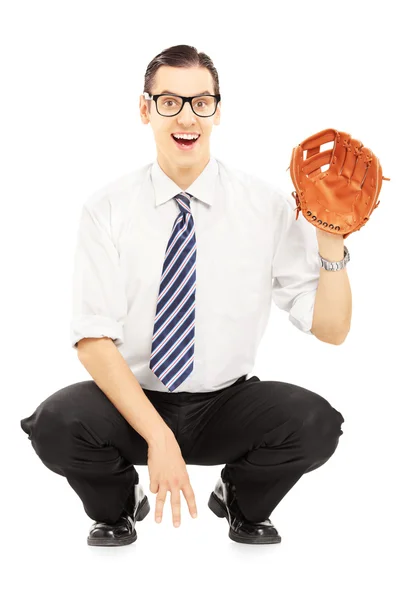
[173,133,199,140]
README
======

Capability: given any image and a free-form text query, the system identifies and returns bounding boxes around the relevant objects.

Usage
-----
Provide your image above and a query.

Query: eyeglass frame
[143,92,221,117]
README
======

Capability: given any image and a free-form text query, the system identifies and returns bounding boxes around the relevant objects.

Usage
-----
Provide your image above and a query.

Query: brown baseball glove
[289,128,390,238]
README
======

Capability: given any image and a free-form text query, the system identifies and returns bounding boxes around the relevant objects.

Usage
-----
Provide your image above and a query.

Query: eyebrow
[159,90,212,95]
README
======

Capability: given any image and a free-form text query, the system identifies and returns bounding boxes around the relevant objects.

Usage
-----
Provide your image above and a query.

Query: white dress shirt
[70,155,321,393]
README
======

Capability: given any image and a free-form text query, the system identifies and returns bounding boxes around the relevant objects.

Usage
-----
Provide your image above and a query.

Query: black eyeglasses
[143,92,221,117]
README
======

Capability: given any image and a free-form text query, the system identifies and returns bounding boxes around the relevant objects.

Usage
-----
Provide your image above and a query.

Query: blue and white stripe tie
[149,191,197,392]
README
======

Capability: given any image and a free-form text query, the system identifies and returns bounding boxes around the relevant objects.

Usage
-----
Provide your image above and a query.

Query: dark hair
[143,44,220,108]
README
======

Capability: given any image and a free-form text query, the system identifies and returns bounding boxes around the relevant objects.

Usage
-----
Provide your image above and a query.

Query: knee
[23,394,77,465]
[297,394,345,459]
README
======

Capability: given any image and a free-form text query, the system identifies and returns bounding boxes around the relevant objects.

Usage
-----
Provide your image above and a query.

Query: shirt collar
[150,155,219,207]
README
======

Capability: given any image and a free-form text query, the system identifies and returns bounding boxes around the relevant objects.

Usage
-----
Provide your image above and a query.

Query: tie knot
[173,191,194,215]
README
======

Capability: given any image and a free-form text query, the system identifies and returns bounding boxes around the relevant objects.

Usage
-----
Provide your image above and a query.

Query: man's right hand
[147,432,198,528]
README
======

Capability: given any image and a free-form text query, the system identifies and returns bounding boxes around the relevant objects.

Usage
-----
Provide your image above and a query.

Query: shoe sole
[87,495,151,547]
[208,491,282,545]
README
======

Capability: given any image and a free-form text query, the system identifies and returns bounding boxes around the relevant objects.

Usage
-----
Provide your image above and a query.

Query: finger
[170,486,181,527]
[155,485,167,523]
[181,482,198,518]
[352,145,372,188]
[341,136,360,180]
[359,149,380,198]
[149,480,159,494]
[330,130,351,178]
[375,159,384,199]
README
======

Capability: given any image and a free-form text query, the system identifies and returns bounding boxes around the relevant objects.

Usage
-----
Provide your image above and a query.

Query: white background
[3,0,399,598]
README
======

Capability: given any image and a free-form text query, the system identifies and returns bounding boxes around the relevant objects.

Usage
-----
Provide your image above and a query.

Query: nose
[177,100,197,125]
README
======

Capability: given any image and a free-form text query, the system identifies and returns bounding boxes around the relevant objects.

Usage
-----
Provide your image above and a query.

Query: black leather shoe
[87,483,150,546]
[208,477,281,544]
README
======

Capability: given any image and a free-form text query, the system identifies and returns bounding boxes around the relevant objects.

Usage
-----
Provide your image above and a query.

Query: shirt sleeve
[271,191,321,335]
[70,198,127,349]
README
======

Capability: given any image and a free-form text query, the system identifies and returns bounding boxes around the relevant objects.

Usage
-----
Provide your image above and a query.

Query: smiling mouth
[171,134,200,148]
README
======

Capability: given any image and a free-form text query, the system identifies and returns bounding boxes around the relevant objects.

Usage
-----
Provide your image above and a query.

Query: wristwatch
[318,245,350,271]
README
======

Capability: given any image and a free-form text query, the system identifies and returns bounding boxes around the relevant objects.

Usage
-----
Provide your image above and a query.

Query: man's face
[139,65,221,168]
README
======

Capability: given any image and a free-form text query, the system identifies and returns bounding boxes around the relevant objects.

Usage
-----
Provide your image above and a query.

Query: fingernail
[156,517,161,523]
[193,513,197,518]
[174,521,180,527]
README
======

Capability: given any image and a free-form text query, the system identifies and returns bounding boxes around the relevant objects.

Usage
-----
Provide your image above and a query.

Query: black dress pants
[20,374,344,524]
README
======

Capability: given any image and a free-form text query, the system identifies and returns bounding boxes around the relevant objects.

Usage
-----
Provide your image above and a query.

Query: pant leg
[20,380,180,524]
[180,376,345,522]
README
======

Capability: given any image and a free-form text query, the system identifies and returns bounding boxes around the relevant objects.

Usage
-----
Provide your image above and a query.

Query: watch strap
[318,245,350,271]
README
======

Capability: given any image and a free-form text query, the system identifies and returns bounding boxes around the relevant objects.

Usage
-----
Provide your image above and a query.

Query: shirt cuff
[70,315,124,349]
[288,289,317,335]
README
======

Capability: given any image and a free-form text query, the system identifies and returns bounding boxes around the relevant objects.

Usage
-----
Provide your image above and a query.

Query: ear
[214,102,221,126]
[139,95,150,124]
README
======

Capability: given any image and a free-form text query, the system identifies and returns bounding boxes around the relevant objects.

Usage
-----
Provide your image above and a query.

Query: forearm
[77,338,174,446]
[311,231,352,342]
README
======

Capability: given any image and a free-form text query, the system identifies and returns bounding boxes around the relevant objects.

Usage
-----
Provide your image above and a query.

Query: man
[20,44,347,547]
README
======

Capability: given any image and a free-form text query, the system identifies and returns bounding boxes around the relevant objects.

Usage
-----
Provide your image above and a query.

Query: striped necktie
[149,191,197,392]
